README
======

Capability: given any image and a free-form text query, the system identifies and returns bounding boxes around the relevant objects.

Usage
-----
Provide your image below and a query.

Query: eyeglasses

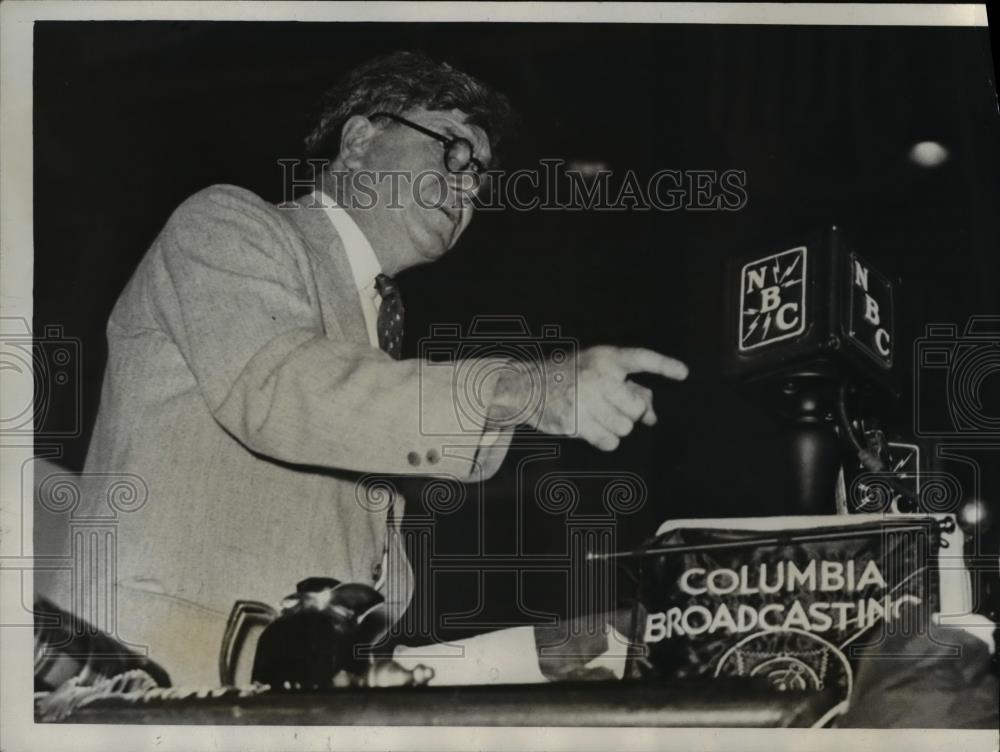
[370,112,486,176]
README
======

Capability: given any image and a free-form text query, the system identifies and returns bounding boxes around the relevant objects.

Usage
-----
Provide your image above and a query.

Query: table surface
[50,678,840,727]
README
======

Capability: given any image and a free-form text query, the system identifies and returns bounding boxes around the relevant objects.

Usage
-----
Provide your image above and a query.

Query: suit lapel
[279,195,370,346]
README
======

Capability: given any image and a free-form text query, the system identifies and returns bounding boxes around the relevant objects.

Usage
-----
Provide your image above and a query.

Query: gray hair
[304,50,516,165]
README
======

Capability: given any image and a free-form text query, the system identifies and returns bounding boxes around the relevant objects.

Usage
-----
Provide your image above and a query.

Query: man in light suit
[40,51,687,686]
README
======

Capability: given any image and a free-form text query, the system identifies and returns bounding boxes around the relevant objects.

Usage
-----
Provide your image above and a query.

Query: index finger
[615,347,689,381]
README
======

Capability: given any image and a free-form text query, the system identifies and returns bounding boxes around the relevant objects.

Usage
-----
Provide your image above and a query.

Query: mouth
[437,205,461,232]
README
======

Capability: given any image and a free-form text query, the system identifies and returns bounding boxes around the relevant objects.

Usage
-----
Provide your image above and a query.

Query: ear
[338,115,378,170]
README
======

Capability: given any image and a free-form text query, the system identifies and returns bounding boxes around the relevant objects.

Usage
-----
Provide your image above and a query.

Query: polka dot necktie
[374,273,405,360]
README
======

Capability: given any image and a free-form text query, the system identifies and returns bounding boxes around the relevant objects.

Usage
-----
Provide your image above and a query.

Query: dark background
[34,21,1000,642]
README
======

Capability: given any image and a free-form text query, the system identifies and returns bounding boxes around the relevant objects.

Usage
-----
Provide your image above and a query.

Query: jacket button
[426,449,440,464]
[407,451,421,466]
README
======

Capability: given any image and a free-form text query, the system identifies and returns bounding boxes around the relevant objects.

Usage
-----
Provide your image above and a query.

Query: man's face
[351,108,492,269]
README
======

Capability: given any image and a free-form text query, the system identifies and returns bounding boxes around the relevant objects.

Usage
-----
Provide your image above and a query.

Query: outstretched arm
[148,186,512,481]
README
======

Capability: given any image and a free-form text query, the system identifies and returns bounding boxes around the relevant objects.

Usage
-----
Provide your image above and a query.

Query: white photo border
[1,3,995,751]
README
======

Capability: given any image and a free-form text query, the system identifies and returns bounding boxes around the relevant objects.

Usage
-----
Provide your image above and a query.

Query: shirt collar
[311,190,382,296]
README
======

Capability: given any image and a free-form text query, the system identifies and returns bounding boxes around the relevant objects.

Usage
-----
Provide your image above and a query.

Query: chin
[418,241,451,263]
[412,220,456,261]
[401,235,447,267]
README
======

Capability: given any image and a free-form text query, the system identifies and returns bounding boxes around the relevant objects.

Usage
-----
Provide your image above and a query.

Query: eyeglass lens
[445,138,476,173]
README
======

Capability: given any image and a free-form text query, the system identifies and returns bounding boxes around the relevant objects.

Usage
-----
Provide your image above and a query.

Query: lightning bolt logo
[739,246,807,351]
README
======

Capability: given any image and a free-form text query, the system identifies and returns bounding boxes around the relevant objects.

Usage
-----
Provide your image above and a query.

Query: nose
[442,172,478,215]
[447,170,481,198]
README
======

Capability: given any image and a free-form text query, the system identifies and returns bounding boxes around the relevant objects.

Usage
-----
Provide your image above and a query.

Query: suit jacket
[41,185,513,686]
